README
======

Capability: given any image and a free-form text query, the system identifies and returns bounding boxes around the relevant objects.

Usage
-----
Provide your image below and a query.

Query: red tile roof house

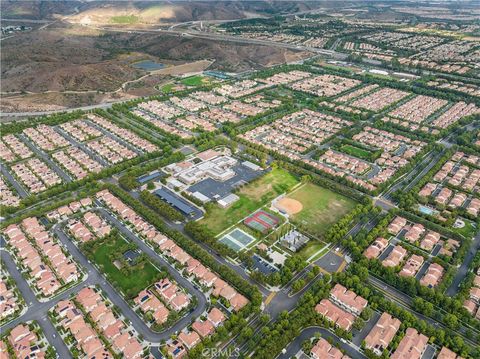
[159,285,178,304]
[473,275,480,288]
[364,312,401,356]
[191,264,208,280]
[404,223,425,243]
[311,337,350,359]
[207,307,225,327]
[364,237,388,259]
[152,305,170,325]
[470,287,480,304]
[391,328,428,359]
[200,270,218,288]
[420,231,440,251]
[387,216,407,235]
[330,284,368,315]
[463,299,477,315]
[8,324,44,359]
[315,299,355,331]
[435,187,452,205]
[76,287,102,312]
[159,239,176,252]
[230,293,249,312]
[112,332,143,359]
[382,245,407,268]
[171,293,190,311]
[166,340,187,359]
[399,255,424,278]
[212,278,227,293]
[134,290,170,324]
[420,263,444,288]
[185,258,200,274]
[178,330,201,350]
[192,319,215,338]
[438,347,464,359]
[218,285,237,301]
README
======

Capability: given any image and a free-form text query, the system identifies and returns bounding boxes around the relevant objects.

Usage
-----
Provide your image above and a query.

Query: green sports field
[287,182,357,238]
[199,168,299,235]
[181,75,208,87]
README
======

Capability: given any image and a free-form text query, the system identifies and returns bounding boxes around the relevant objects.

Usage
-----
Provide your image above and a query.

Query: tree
[444,313,459,330]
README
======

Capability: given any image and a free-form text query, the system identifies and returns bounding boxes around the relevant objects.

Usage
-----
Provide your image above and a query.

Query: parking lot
[187,162,266,200]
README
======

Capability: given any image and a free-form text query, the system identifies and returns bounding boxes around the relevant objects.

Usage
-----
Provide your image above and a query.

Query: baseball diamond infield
[274,198,303,215]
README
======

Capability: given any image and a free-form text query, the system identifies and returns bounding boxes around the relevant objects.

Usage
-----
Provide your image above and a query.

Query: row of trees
[105,184,263,308]
[341,212,480,336]
[139,190,184,222]
[338,266,479,357]
[118,152,184,191]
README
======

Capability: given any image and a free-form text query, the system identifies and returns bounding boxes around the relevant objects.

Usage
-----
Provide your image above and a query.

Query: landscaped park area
[82,231,162,298]
[198,166,357,265]
[198,167,299,235]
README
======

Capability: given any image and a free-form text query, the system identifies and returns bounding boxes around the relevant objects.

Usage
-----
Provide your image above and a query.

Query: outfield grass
[340,144,373,160]
[110,15,139,24]
[199,168,299,235]
[287,182,357,238]
[181,75,207,87]
[91,236,160,298]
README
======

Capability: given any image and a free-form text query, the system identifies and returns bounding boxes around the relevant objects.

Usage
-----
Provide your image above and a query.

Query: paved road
[0,103,115,120]
[1,208,210,356]
[84,119,144,156]
[368,275,479,347]
[278,326,367,359]
[381,151,439,201]
[446,230,480,296]
[0,248,78,359]
[95,208,208,340]
[18,133,72,182]
[0,163,28,198]
[54,126,110,167]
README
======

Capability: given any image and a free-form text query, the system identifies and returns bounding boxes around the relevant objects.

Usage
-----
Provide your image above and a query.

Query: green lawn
[452,218,477,239]
[161,83,175,93]
[298,241,328,261]
[90,235,160,298]
[110,15,139,24]
[199,168,299,235]
[180,75,207,87]
[340,144,373,160]
[287,183,357,238]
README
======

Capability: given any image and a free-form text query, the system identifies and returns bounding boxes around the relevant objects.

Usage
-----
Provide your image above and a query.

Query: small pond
[132,60,165,71]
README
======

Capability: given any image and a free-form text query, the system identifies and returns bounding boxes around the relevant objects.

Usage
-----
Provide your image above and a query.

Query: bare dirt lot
[1,21,311,113]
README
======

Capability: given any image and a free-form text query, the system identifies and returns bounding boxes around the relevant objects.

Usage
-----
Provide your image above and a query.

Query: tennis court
[219,228,256,252]
[244,210,279,233]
